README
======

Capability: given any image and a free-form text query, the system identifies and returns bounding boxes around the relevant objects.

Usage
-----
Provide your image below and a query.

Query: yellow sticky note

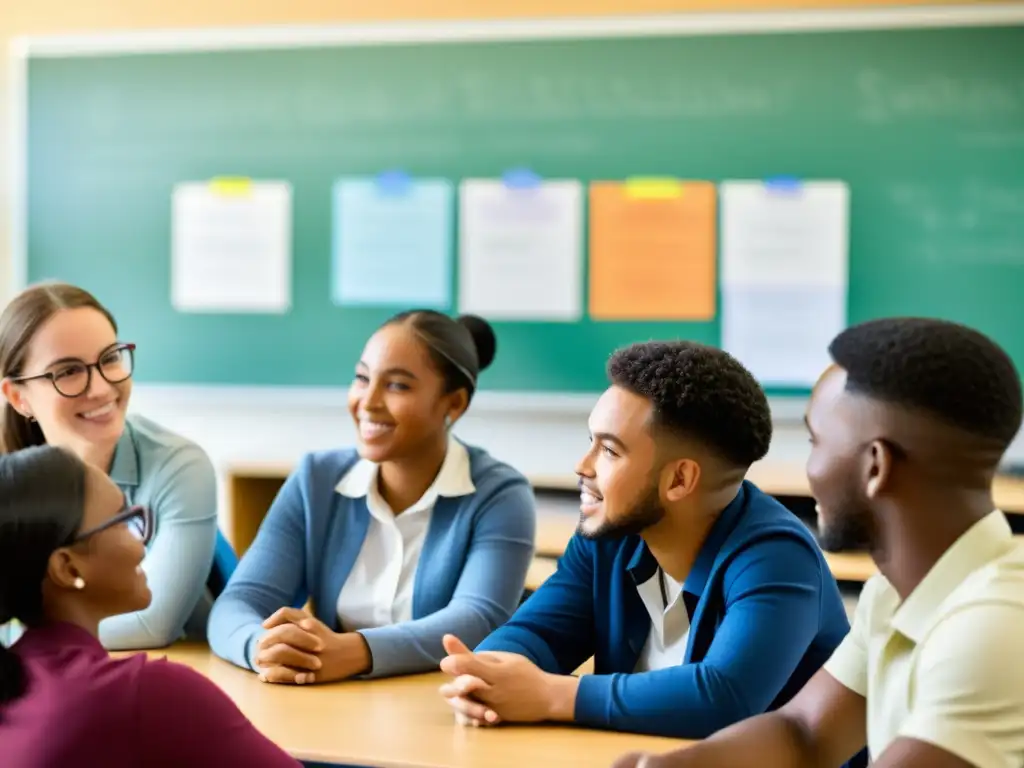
[624,177,683,200]
[209,177,253,196]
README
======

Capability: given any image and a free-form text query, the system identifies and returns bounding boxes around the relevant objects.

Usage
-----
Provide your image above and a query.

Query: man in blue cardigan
[439,340,851,740]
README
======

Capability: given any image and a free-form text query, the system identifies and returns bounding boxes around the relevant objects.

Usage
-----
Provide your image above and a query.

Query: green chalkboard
[25,24,1024,392]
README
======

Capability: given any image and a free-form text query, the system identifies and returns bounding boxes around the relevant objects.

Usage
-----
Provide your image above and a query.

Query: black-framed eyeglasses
[71,504,153,547]
[10,342,135,398]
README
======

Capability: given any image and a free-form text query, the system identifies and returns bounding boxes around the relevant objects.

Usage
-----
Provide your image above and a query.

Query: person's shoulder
[292,446,362,484]
[739,481,812,530]
[121,415,216,508]
[278,448,364,520]
[124,413,215,487]
[134,657,254,728]
[462,441,530,491]
[136,655,224,696]
[919,571,1024,681]
[724,481,823,556]
[5,647,150,741]
[942,542,1024,619]
[124,415,202,456]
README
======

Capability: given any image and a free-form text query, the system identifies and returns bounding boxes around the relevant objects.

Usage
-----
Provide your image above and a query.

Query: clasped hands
[254,607,371,685]
[437,634,579,728]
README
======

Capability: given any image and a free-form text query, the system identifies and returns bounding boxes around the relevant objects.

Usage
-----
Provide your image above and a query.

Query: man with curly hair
[612,318,1024,768]
[437,340,851,742]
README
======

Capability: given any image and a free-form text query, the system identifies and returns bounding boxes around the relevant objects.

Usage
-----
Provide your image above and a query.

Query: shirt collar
[891,510,1016,643]
[626,482,749,599]
[108,420,139,487]
[336,435,476,501]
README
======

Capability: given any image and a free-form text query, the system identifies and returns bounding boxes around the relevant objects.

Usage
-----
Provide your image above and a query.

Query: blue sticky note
[764,175,803,193]
[502,167,542,189]
[332,176,453,308]
[376,169,411,195]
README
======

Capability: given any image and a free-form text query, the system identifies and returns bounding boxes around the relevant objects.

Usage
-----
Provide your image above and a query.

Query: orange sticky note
[588,180,716,321]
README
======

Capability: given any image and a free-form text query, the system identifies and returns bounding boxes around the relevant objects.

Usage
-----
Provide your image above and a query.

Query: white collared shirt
[634,568,691,672]
[334,436,475,631]
[826,511,1024,766]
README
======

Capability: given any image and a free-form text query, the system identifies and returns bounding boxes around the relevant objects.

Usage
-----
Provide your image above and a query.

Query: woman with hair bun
[209,310,536,684]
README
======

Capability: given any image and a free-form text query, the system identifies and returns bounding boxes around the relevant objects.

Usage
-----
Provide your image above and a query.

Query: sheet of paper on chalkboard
[171,179,292,313]
[458,174,583,321]
[332,173,453,308]
[722,284,846,388]
[720,179,849,288]
[588,178,716,321]
[720,179,849,387]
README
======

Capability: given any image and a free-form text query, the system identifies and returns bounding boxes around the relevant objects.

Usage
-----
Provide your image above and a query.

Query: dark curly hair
[829,317,1023,447]
[607,341,773,468]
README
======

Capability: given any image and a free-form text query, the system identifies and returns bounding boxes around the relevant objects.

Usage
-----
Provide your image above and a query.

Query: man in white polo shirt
[614,317,1024,768]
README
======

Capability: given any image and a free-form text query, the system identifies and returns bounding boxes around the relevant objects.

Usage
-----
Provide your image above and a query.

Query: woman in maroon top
[0,444,300,767]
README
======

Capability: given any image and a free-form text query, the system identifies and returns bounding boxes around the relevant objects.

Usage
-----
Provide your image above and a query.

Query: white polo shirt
[825,511,1024,767]
[634,568,691,672]
[334,437,475,631]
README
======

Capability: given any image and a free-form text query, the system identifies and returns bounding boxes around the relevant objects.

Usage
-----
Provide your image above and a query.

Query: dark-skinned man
[613,317,1024,768]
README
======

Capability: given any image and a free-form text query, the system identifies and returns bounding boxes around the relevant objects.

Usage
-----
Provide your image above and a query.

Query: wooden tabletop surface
[153,645,687,767]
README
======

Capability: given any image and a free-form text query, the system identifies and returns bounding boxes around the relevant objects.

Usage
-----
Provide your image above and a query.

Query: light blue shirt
[208,441,536,678]
[99,414,219,649]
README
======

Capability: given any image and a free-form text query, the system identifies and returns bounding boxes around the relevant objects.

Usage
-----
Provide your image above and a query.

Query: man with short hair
[613,317,1024,768]
[438,340,850,740]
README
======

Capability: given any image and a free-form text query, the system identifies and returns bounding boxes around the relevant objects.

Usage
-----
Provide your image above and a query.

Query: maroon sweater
[0,622,300,767]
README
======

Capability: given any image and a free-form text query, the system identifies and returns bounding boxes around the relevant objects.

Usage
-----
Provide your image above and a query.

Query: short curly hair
[829,317,1023,446]
[607,340,773,468]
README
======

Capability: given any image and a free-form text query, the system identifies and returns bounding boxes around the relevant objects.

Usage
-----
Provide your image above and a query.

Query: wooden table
[153,645,685,767]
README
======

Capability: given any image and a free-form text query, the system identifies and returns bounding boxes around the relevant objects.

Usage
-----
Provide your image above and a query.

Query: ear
[864,439,895,499]
[663,458,701,503]
[0,378,31,417]
[444,388,470,427]
[46,547,84,591]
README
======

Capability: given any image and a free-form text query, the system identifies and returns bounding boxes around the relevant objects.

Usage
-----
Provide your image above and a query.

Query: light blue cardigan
[207,441,536,677]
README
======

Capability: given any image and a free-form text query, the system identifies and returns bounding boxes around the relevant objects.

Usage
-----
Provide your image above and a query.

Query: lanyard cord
[658,567,669,609]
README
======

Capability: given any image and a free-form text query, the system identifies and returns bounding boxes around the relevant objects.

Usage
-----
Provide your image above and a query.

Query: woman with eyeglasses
[0,282,230,651]
[0,445,300,766]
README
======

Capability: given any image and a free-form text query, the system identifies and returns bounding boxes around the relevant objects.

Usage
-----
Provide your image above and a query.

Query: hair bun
[457,315,497,372]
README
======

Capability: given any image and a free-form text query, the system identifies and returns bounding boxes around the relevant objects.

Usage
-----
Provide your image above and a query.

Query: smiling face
[347,322,467,463]
[575,386,666,540]
[805,365,877,553]
[2,308,131,459]
[45,461,151,622]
